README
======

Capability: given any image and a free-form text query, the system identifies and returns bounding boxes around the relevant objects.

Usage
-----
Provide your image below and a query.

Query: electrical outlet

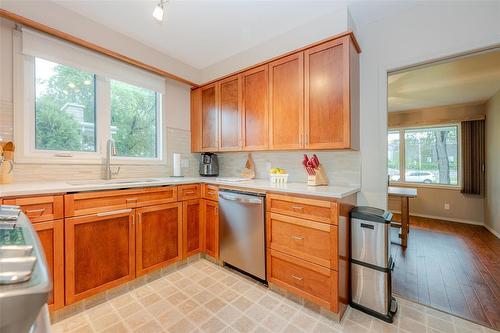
[181,159,189,168]
[444,203,450,210]
[265,161,272,173]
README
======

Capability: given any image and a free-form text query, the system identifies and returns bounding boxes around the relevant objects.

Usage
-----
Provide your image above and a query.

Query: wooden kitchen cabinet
[182,199,202,258]
[191,88,202,152]
[3,195,64,223]
[219,75,242,151]
[201,199,219,259]
[201,83,219,151]
[241,65,269,151]
[269,53,304,150]
[304,36,359,150]
[33,219,64,311]
[136,203,182,276]
[65,209,135,304]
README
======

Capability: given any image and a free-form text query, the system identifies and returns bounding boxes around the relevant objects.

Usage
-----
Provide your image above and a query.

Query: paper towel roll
[173,153,181,177]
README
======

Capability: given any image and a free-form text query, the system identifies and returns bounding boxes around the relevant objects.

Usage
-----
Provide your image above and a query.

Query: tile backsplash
[7,128,199,183]
[217,151,361,186]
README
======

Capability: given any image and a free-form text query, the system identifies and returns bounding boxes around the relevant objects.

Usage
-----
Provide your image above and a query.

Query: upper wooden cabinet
[304,36,359,150]
[269,53,304,150]
[241,65,269,150]
[191,84,219,152]
[219,75,242,151]
[190,32,360,152]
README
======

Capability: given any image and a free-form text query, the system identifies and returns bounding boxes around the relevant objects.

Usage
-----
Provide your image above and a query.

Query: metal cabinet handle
[184,191,195,195]
[291,274,303,281]
[96,209,132,217]
[126,198,138,202]
[291,235,304,241]
[290,206,303,211]
[26,208,46,215]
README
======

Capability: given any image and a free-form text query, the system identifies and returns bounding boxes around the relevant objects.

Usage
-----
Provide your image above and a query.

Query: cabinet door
[33,219,64,311]
[191,88,202,152]
[136,203,182,276]
[201,83,219,151]
[269,53,304,150]
[65,209,135,304]
[202,199,219,259]
[304,38,349,149]
[241,65,269,150]
[183,199,202,258]
[219,75,242,151]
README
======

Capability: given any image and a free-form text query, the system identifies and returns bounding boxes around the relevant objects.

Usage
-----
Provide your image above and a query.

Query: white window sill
[14,156,166,166]
[389,182,461,191]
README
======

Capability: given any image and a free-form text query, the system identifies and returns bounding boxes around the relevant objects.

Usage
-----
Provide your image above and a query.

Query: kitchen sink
[67,178,161,186]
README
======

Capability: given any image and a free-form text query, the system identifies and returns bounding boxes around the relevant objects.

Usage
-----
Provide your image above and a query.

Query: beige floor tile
[90,311,121,332]
[52,259,492,333]
[166,317,196,333]
[124,310,153,330]
[110,294,135,309]
[117,301,143,318]
[157,309,184,327]
[134,320,164,333]
[291,311,319,331]
[99,322,129,333]
[200,316,227,333]
[231,315,256,333]
[231,296,253,312]
[261,313,288,332]
[245,303,270,322]
[186,307,212,325]
[204,297,227,313]
[52,314,90,332]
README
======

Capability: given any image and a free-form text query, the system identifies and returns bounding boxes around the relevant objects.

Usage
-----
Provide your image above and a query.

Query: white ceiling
[388,49,500,112]
[51,0,417,70]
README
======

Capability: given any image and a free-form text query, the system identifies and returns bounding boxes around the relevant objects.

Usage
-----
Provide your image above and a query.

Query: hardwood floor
[391,216,500,330]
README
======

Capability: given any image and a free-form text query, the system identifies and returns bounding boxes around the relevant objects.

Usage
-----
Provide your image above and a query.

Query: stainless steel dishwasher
[219,189,266,281]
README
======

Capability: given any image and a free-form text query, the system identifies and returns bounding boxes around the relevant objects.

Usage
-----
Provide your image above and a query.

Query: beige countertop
[0,177,360,199]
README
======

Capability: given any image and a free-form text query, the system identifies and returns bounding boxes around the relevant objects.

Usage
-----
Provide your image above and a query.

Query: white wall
[485,90,500,236]
[200,6,351,83]
[355,1,500,209]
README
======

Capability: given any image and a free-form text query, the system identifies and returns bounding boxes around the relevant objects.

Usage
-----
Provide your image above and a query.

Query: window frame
[388,124,462,189]
[14,51,166,165]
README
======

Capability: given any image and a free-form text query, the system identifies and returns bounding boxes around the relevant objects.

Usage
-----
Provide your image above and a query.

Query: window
[15,28,166,164]
[35,58,96,152]
[388,125,459,186]
[110,80,159,158]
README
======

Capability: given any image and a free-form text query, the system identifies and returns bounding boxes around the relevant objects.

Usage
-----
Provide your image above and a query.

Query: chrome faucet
[105,139,120,180]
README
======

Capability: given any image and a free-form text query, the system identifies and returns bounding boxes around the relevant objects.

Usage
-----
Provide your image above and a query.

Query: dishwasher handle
[219,193,262,205]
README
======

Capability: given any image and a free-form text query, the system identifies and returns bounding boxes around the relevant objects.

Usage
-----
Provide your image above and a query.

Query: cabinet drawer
[3,195,64,223]
[267,213,337,270]
[178,184,201,201]
[268,249,337,311]
[201,184,218,201]
[267,193,337,224]
[65,186,177,217]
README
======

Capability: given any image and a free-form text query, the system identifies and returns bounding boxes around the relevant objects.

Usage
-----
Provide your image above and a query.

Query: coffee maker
[199,153,219,176]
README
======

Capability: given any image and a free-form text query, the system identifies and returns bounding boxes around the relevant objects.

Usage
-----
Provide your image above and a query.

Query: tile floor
[52,259,496,333]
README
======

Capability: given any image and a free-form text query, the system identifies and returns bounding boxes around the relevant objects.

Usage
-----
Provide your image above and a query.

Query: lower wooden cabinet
[33,219,64,311]
[65,209,135,304]
[268,249,338,312]
[183,200,202,258]
[201,199,219,259]
[136,203,183,276]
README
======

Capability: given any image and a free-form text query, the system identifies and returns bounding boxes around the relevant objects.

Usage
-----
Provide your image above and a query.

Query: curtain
[461,120,485,195]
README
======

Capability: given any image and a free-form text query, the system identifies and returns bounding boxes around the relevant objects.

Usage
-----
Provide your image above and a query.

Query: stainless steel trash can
[350,206,397,323]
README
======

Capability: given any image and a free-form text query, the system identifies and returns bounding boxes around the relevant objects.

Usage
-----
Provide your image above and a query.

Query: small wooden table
[388,186,417,247]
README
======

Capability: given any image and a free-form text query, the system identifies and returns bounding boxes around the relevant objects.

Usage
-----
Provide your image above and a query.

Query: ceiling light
[153,0,167,22]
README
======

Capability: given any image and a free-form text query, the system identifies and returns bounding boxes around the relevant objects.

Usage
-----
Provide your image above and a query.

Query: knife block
[307,164,329,186]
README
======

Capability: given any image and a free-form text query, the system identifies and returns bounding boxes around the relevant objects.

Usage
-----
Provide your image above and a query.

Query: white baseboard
[390,210,484,226]
[484,224,500,239]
